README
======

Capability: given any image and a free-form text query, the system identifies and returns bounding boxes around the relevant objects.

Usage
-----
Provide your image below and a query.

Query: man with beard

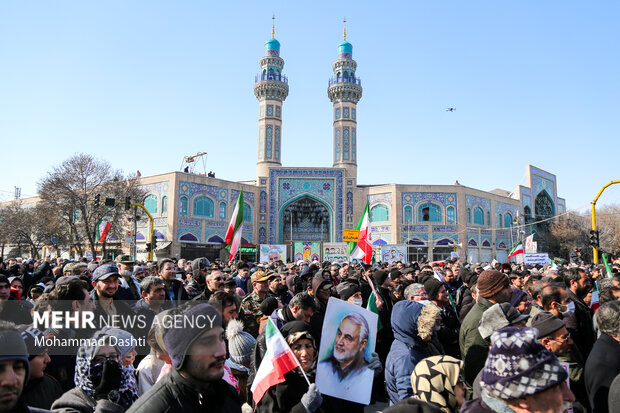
[316,313,375,395]
[266,271,292,306]
[185,258,208,300]
[563,268,595,359]
[195,269,225,302]
[90,264,134,323]
[127,303,241,413]
[114,255,141,301]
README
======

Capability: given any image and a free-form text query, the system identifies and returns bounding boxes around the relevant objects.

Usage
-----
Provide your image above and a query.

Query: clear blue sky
[2,1,619,211]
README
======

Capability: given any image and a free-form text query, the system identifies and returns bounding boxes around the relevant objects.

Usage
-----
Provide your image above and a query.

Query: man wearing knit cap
[424,278,460,358]
[127,303,241,413]
[0,320,48,413]
[461,326,575,413]
[459,269,512,386]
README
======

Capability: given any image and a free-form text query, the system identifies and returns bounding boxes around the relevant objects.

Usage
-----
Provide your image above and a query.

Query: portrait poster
[293,241,321,263]
[259,244,287,264]
[323,242,348,263]
[380,244,407,264]
[315,297,378,405]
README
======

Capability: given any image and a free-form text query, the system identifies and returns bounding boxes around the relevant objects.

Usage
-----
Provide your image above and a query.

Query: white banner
[524,253,550,265]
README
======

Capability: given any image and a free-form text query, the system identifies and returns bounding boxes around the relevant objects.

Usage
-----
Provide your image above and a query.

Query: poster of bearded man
[315,297,378,404]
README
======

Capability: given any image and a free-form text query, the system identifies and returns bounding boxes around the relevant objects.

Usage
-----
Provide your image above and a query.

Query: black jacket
[564,289,595,359]
[584,333,620,413]
[126,368,241,413]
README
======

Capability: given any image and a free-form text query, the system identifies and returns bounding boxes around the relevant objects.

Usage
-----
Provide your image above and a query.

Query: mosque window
[505,213,513,228]
[276,106,281,117]
[487,212,491,226]
[244,203,252,222]
[266,127,273,159]
[370,204,389,222]
[352,108,356,119]
[161,196,168,215]
[352,129,356,161]
[180,197,188,215]
[418,202,441,222]
[343,129,350,160]
[144,195,157,214]
[467,208,471,223]
[275,128,281,160]
[335,130,341,162]
[267,105,274,116]
[219,202,226,219]
[447,206,455,223]
[474,207,484,225]
[343,107,349,118]
[403,205,413,224]
[498,214,503,228]
[193,196,214,217]
[535,191,554,219]
[335,108,341,119]
[524,206,532,224]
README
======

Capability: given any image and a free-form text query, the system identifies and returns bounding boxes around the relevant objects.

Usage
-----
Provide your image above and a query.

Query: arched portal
[280,196,331,243]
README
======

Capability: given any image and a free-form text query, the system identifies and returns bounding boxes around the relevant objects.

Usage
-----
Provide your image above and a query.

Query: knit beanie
[17,325,48,359]
[225,319,256,366]
[163,303,222,370]
[0,326,30,382]
[423,279,444,301]
[374,270,389,287]
[481,326,567,400]
[510,289,528,308]
[100,327,136,359]
[336,282,361,301]
[530,312,565,338]
[478,303,529,340]
[477,270,510,298]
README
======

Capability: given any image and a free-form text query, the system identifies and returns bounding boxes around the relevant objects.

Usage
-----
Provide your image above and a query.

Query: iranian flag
[251,318,304,405]
[351,203,373,264]
[507,241,524,259]
[96,220,111,243]
[590,280,600,311]
[225,190,244,261]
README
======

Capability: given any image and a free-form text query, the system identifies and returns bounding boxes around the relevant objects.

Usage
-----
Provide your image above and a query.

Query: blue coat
[384,300,429,405]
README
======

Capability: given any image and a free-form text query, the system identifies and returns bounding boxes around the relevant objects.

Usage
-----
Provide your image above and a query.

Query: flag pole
[267,318,311,386]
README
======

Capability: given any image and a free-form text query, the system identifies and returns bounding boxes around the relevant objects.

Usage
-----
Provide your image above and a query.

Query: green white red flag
[351,202,373,264]
[251,318,306,405]
[96,220,111,243]
[225,190,244,261]
[507,241,524,259]
[590,280,600,311]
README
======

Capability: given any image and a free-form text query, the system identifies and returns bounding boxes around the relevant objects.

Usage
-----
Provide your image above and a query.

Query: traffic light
[105,197,115,207]
[93,194,100,208]
[125,197,131,211]
[151,233,158,251]
[145,242,152,252]
[589,230,600,248]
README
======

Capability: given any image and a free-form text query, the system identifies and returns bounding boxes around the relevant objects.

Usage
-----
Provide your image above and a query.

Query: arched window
[487,212,491,226]
[161,196,168,215]
[243,203,252,222]
[193,196,214,217]
[418,202,442,222]
[504,213,513,228]
[535,191,554,219]
[265,127,273,159]
[446,206,455,223]
[467,208,471,223]
[498,214,503,228]
[352,129,356,162]
[523,206,532,224]
[474,207,484,225]
[179,196,188,215]
[370,204,389,222]
[274,128,281,160]
[335,108,341,119]
[403,205,413,224]
[335,130,341,162]
[144,195,157,214]
[219,202,226,219]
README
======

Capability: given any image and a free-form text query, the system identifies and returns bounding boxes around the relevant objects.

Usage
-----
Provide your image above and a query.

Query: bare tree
[0,204,43,258]
[37,154,144,258]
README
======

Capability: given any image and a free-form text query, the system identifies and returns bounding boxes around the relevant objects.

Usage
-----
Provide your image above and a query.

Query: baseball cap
[92,264,120,281]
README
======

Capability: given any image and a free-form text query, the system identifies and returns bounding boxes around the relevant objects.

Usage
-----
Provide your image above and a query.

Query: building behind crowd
[3,30,566,263]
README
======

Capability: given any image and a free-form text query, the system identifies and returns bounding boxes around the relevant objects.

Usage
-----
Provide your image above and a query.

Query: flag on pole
[351,203,373,264]
[590,280,600,312]
[524,234,535,253]
[602,253,613,278]
[225,190,244,261]
[366,291,384,331]
[96,220,111,243]
[251,318,307,405]
[507,241,524,259]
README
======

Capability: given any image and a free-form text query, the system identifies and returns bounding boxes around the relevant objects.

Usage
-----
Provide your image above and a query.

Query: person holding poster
[315,297,381,405]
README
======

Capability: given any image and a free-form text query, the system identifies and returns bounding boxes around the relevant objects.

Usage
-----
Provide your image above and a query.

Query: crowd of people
[0,253,619,413]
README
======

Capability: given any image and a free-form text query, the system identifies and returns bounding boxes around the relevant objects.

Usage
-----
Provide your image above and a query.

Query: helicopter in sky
[446,107,456,112]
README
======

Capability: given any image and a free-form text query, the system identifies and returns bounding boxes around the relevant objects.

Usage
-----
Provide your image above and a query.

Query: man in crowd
[157,258,189,307]
[208,291,239,326]
[234,261,250,295]
[563,268,595,359]
[240,270,273,338]
[195,268,225,301]
[115,255,141,301]
[268,293,316,330]
[403,283,428,301]
[424,278,460,358]
[90,264,133,320]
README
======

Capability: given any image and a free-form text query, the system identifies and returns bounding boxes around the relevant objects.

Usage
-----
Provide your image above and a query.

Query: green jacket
[459,296,494,385]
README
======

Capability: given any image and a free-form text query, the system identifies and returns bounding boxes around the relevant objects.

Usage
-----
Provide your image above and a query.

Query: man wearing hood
[308,277,332,340]
[185,258,208,300]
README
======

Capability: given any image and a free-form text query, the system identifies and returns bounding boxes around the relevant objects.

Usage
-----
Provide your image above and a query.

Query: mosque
[133,27,566,264]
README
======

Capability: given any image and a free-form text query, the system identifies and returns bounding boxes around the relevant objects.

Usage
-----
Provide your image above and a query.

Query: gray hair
[596,301,620,337]
[404,283,425,300]
[288,293,317,311]
[140,276,164,294]
[341,313,369,343]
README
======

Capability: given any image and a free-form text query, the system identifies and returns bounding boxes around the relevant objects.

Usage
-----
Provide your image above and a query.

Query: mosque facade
[131,32,566,263]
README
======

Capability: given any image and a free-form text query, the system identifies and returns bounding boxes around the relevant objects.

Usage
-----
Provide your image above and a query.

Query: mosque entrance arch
[280,196,331,243]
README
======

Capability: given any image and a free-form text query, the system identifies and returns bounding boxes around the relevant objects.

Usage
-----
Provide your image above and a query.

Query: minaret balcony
[328,76,361,86]
[255,73,288,84]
